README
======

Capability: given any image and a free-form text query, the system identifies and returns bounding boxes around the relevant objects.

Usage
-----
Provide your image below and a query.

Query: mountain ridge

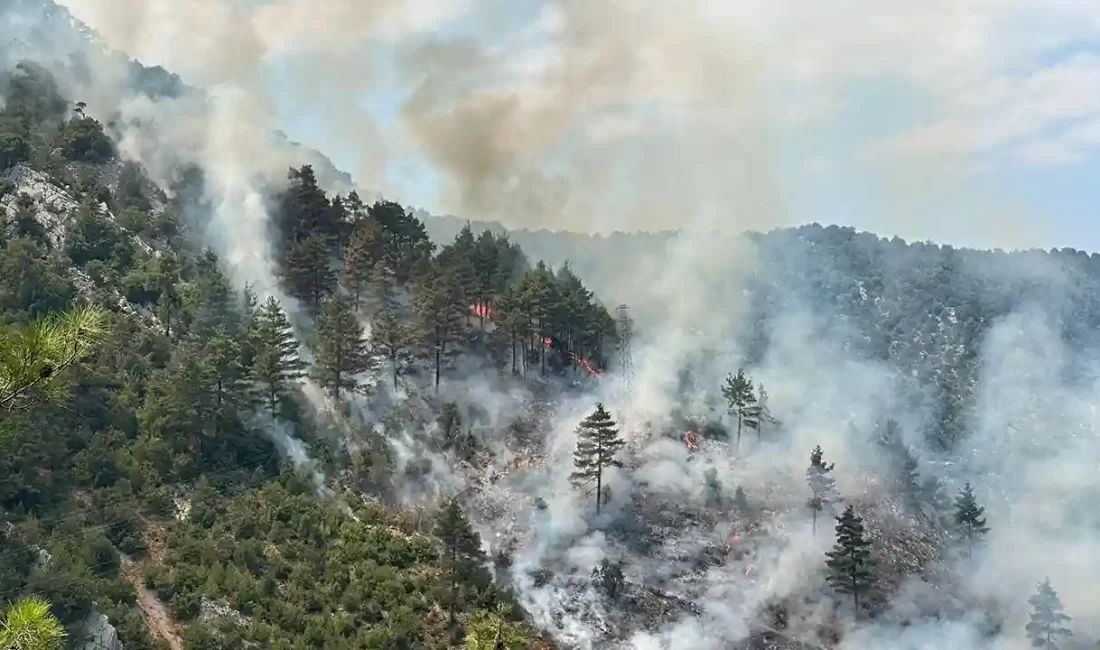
[1,3,1098,650]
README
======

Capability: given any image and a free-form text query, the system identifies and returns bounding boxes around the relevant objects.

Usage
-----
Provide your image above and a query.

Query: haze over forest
[0,2,1098,650]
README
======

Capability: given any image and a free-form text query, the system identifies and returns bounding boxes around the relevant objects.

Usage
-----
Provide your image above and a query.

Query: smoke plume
[4,2,1100,649]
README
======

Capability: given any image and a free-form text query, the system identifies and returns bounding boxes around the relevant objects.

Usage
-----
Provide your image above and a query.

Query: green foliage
[66,200,135,272]
[1026,579,1072,650]
[140,480,527,649]
[413,263,466,390]
[0,238,75,319]
[0,305,108,412]
[433,499,490,625]
[806,445,838,535]
[56,116,114,164]
[569,403,625,515]
[281,234,335,311]
[113,161,152,212]
[371,309,410,391]
[953,482,989,556]
[825,505,875,610]
[0,131,29,169]
[249,297,305,417]
[721,368,758,449]
[0,595,66,650]
[311,295,369,400]
[463,603,526,650]
[592,558,625,600]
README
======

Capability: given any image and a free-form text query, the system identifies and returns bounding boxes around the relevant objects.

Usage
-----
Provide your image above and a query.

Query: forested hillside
[1,4,1099,650]
[0,58,601,649]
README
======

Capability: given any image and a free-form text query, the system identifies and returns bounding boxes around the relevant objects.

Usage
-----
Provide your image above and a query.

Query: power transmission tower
[615,304,635,397]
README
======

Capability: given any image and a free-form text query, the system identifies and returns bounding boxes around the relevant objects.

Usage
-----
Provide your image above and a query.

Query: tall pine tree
[953,482,989,557]
[311,295,369,401]
[413,266,465,391]
[569,403,625,515]
[755,382,778,439]
[206,326,245,438]
[722,369,758,450]
[807,445,839,535]
[371,309,409,390]
[249,296,305,417]
[825,505,875,611]
[341,218,384,312]
[434,499,488,625]
[1026,578,1072,650]
[282,233,336,311]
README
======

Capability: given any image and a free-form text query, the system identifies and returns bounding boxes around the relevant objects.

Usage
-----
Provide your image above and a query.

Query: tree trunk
[812,508,817,535]
[449,544,457,625]
[434,338,441,391]
[596,465,603,515]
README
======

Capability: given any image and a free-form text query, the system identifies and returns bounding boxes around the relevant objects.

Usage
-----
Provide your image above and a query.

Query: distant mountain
[0,0,354,197]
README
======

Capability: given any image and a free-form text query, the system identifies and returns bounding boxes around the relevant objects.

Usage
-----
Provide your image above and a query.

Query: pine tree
[464,603,527,650]
[413,266,466,390]
[722,369,758,450]
[592,558,625,600]
[569,403,625,515]
[806,445,838,535]
[341,219,384,312]
[249,296,306,417]
[898,445,922,508]
[1026,578,1073,650]
[282,233,336,311]
[919,474,952,530]
[0,595,66,650]
[275,165,335,243]
[434,499,488,625]
[953,482,989,557]
[825,505,875,610]
[207,327,245,437]
[368,257,399,314]
[0,305,107,412]
[471,230,503,325]
[311,295,369,401]
[344,189,367,225]
[755,382,779,438]
[371,309,409,390]
[153,252,181,339]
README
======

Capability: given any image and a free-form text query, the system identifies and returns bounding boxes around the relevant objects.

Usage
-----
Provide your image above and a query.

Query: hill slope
[0,4,1099,650]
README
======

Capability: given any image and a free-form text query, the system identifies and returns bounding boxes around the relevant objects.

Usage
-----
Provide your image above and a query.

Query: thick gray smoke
[56,0,1087,244]
[6,1,1099,649]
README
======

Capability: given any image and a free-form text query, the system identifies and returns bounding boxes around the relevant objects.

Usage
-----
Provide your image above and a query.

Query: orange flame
[468,303,601,376]
[684,430,698,451]
[470,302,495,319]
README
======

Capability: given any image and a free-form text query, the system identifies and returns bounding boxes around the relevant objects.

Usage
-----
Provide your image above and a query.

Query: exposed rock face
[0,164,77,250]
[71,609,123,650]
[0,163,161,324]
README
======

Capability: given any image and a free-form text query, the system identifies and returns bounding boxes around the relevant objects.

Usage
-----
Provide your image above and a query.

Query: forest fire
[470,302,495,320]
[469,303,601,376]
[683,430,699,452]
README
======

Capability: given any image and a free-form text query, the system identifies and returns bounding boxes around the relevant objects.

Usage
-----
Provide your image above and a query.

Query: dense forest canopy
[0,5,1098,650]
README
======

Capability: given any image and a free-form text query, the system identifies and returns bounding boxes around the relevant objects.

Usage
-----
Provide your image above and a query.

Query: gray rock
[71,609,123,650]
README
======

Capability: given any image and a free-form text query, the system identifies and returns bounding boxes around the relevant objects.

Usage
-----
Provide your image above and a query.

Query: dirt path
[120,554,184,650]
